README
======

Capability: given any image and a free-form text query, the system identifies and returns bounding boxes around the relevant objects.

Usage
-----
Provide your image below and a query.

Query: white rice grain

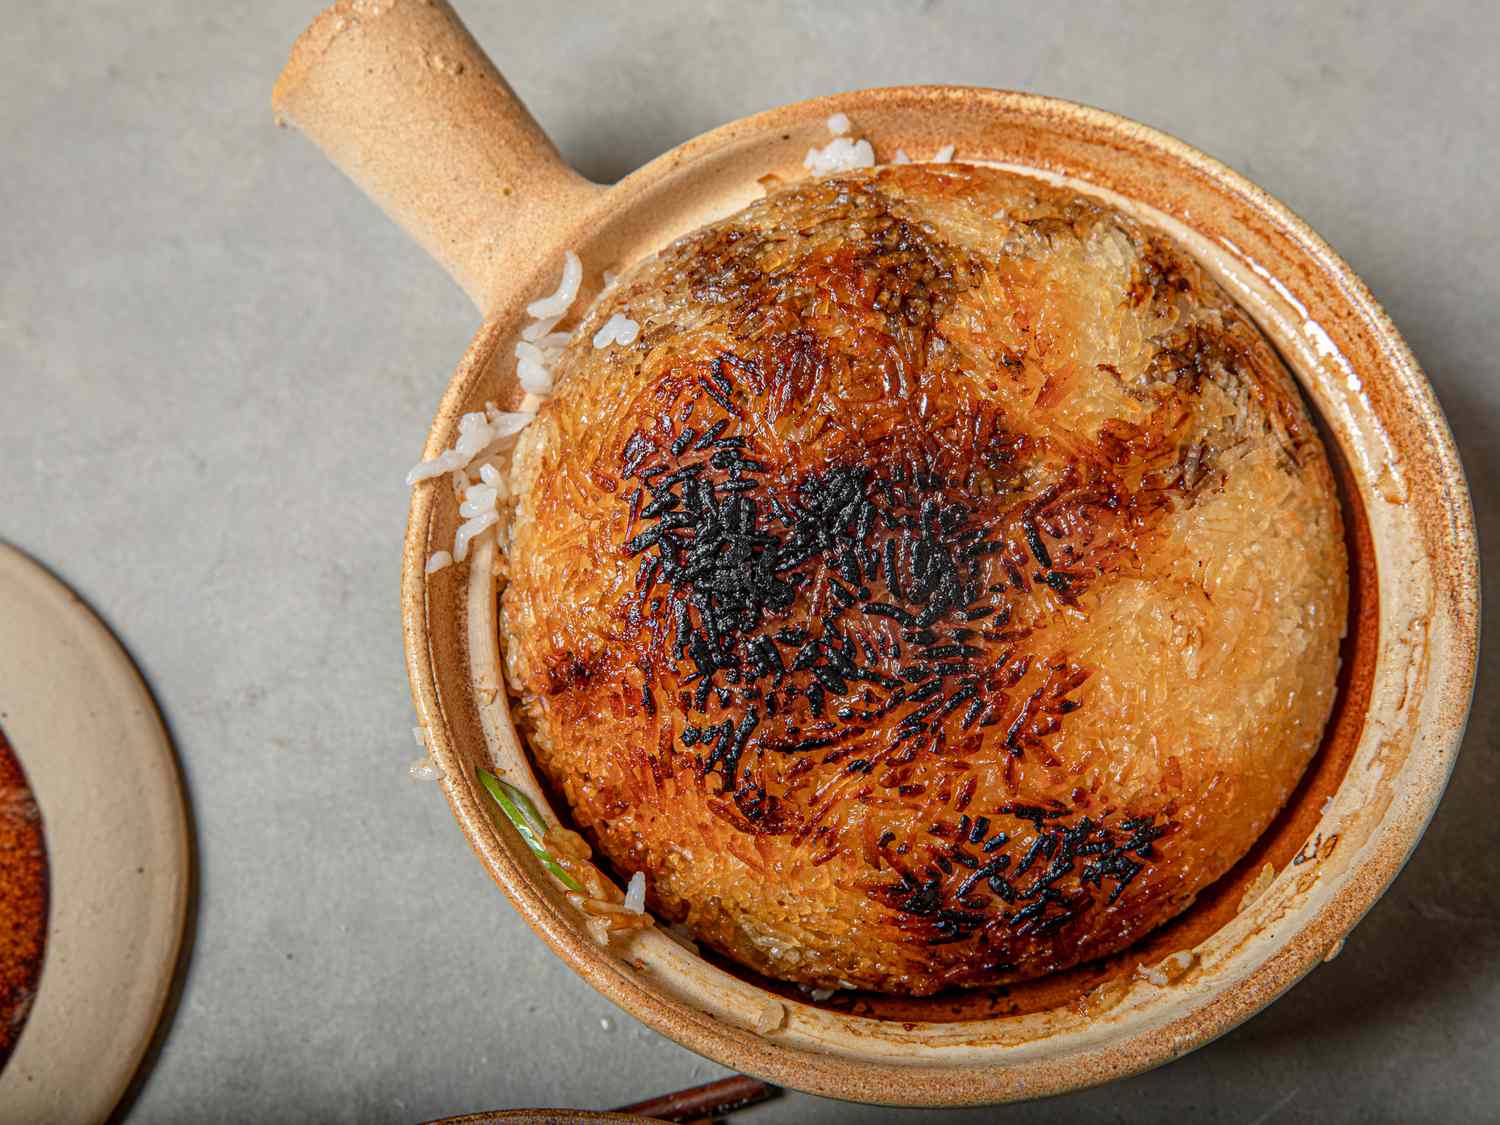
[526,250,583,318]
[803,136,875,175]
[485,408,537,438]
[514,341,554,394]
[825,112,851,136]
[520,314,562,342]
[624,871,646,913]
[892,148,912,164]
[408,755,445,781]
[517,360,552,395]
[593,312,640,349]
[932,143,956,163]
[417,411,515,484]
[454,410,498,458]
[458,485,498,519]
[424,550,453,574]
[751,998,786,1035]
[405,450,463,486]
[452,511,498,562]
[513,340,545,366]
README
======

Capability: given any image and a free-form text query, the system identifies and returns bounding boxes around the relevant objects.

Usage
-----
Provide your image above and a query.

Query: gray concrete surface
[3,1,1496,1122]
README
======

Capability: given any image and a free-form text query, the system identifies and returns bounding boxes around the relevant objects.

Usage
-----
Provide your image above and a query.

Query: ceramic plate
[0,544,190,1124]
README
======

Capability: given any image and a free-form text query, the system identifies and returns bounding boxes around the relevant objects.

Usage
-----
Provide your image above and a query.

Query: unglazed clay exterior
[275,0,1478,1105]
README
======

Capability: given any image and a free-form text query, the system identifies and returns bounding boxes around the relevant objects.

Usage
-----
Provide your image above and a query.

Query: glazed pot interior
[401,89,1475,1104]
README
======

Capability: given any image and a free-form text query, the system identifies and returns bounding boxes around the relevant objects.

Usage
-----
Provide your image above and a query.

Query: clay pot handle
[273,0,600,310]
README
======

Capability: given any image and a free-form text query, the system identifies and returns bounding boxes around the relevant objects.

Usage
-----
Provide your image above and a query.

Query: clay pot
[273,0,1479,1105]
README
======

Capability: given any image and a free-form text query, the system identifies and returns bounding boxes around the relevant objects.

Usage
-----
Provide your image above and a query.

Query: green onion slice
[477,767,584,892]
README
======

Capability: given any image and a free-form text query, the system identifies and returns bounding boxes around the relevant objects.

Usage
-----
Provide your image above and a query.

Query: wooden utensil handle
[273,0,600,310]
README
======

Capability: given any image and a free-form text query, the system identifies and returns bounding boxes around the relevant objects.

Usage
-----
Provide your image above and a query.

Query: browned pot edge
[401,87,1480,1105]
